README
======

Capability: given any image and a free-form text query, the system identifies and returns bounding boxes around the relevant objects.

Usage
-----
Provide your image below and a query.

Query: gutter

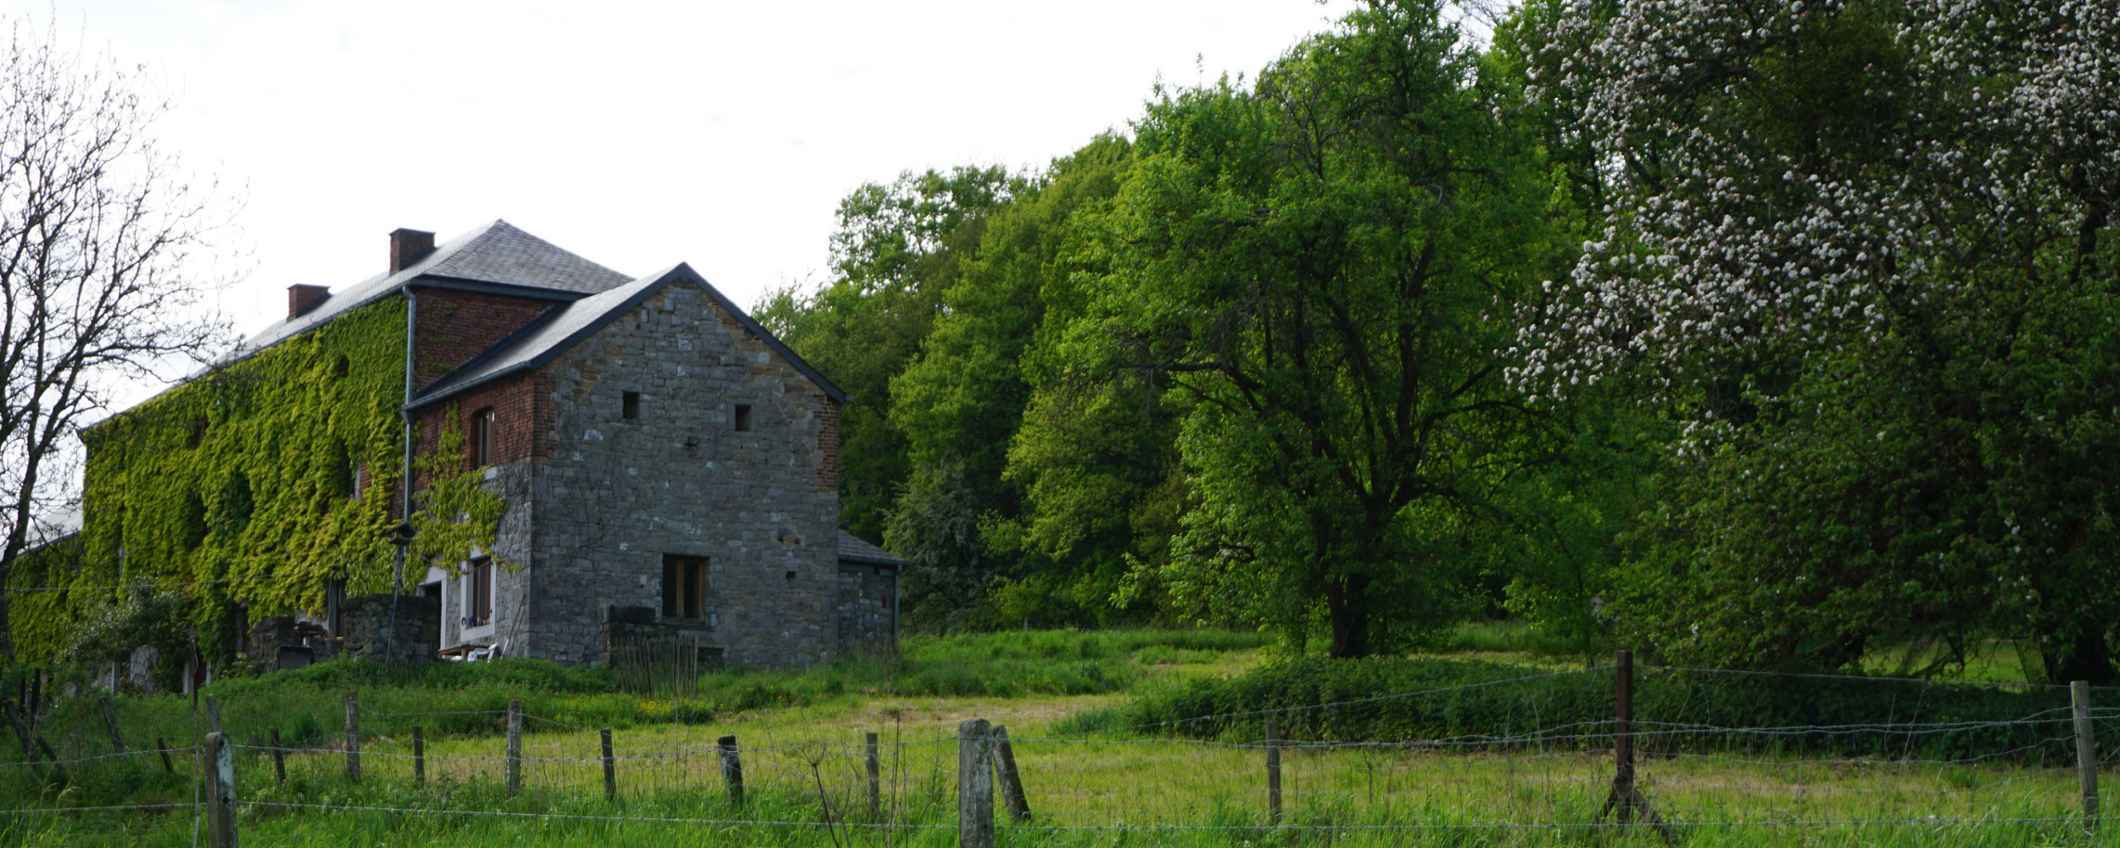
[389,289,418,642]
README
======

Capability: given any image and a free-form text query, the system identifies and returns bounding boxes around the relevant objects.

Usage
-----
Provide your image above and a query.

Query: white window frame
[459,553,496,642]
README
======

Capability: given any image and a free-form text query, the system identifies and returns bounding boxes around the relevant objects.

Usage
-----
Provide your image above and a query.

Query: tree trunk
[1325,575,1373,658]
[2045,629,2115,685]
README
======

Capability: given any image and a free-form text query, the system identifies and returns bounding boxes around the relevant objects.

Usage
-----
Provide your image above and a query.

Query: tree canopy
[764,0,2118,677]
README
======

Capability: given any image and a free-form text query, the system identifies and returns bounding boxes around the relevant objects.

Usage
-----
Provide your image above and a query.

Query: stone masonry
[524,282,843,666]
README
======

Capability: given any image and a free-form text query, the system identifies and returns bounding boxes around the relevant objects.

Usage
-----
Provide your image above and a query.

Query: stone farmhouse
[90,221,903,671]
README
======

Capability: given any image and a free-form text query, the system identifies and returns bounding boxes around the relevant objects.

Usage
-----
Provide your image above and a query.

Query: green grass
[22,627,1274,759]
[6,626,2115,847]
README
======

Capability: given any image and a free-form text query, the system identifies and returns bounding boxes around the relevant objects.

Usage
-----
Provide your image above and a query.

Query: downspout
[388,288,418,647]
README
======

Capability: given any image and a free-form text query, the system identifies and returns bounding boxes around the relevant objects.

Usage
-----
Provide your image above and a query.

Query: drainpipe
[388,289,419,649]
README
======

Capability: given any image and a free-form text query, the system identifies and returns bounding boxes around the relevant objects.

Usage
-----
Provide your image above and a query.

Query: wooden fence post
[412,726,426,786]
[2075,680,2099,834]
[990,725,1030,823]
[344,690,360,782]
[957,719,994,848]
[506,699,523,797]
[1614,649,1633,817]
[33,735,65,785]
[601,728,617,802]
[1596,649,1673,844]
[202,731,237,848]
[206,696,223,735]
[865,731,882,820]
[155,736,174,774]
[100,695,126,754]
[717,735,745,806]
[1265,718,1282,827]
[268,728,286,787]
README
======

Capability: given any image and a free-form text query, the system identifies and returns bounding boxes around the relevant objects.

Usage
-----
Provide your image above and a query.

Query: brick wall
[410,371,549,493]
[412,288,554,388]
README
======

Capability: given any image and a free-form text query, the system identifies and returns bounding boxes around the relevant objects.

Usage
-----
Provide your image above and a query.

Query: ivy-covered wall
[15,297,408,664]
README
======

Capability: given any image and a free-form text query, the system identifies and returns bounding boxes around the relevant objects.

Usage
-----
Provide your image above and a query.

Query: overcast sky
[15,0,1355,341]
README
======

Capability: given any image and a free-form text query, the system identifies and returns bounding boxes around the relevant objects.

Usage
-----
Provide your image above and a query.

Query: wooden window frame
[472,407,497,466]
[661,555,709,622]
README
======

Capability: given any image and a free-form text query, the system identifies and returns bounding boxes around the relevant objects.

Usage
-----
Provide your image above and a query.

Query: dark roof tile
[837,531,906,567]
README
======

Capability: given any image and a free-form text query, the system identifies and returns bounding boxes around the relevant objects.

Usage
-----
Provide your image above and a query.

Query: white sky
[13,0,1355,345]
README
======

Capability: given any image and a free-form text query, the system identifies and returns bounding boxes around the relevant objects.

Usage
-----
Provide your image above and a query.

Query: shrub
[1061,656,2106,764]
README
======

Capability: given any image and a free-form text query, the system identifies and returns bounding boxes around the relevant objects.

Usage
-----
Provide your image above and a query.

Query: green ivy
[410,408,512,573]
[13,296,505,665]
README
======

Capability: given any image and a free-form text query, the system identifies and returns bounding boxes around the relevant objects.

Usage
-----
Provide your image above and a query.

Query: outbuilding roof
[837,531,907,568]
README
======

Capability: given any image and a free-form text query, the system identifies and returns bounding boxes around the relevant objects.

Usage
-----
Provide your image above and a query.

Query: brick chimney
[287,284,330,319]
[389,227,436,273]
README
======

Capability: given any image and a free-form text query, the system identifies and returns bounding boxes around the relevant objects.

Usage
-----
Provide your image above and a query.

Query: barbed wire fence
[5,653,2120,846]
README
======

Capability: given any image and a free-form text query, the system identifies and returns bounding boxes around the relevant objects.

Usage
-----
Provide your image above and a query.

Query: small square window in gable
[734,404,752,432]
[622,391,640,420]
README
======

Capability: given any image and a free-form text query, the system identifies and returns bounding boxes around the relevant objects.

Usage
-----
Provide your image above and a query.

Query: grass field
[5,625,2116,846]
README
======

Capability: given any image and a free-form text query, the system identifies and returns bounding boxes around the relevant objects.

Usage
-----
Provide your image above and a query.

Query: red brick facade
[412,288,553,389]
[410,371,549,493]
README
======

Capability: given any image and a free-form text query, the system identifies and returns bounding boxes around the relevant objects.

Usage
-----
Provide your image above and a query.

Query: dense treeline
[760,0,2120,679]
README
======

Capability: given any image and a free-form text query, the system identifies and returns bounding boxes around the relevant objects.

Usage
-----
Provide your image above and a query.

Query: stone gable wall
[524,282,842,666]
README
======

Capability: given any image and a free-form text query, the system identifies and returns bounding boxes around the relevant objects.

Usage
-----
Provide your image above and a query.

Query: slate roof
[408,263,847,408]
[837,531,907,567]
[86,221,629,432]
[240,219,628,357]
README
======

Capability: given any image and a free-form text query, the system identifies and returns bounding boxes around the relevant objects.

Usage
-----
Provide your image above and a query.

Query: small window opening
[733,404,752,432]
[472,407,496,466]
[622,391,640,420]
[466,557,493,627]
[661,555,709,620]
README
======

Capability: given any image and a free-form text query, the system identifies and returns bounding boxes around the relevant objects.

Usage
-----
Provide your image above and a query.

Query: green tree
[886,136,1140,627]
[1058,1,1555,656]
[755,167,1019,542]
[1520,0,2120,679]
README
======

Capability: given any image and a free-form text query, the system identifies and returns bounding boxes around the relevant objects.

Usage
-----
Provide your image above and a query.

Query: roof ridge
[406,263,849,409]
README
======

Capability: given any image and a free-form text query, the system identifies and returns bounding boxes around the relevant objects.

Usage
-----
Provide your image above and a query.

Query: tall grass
[10,628,1273,797]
